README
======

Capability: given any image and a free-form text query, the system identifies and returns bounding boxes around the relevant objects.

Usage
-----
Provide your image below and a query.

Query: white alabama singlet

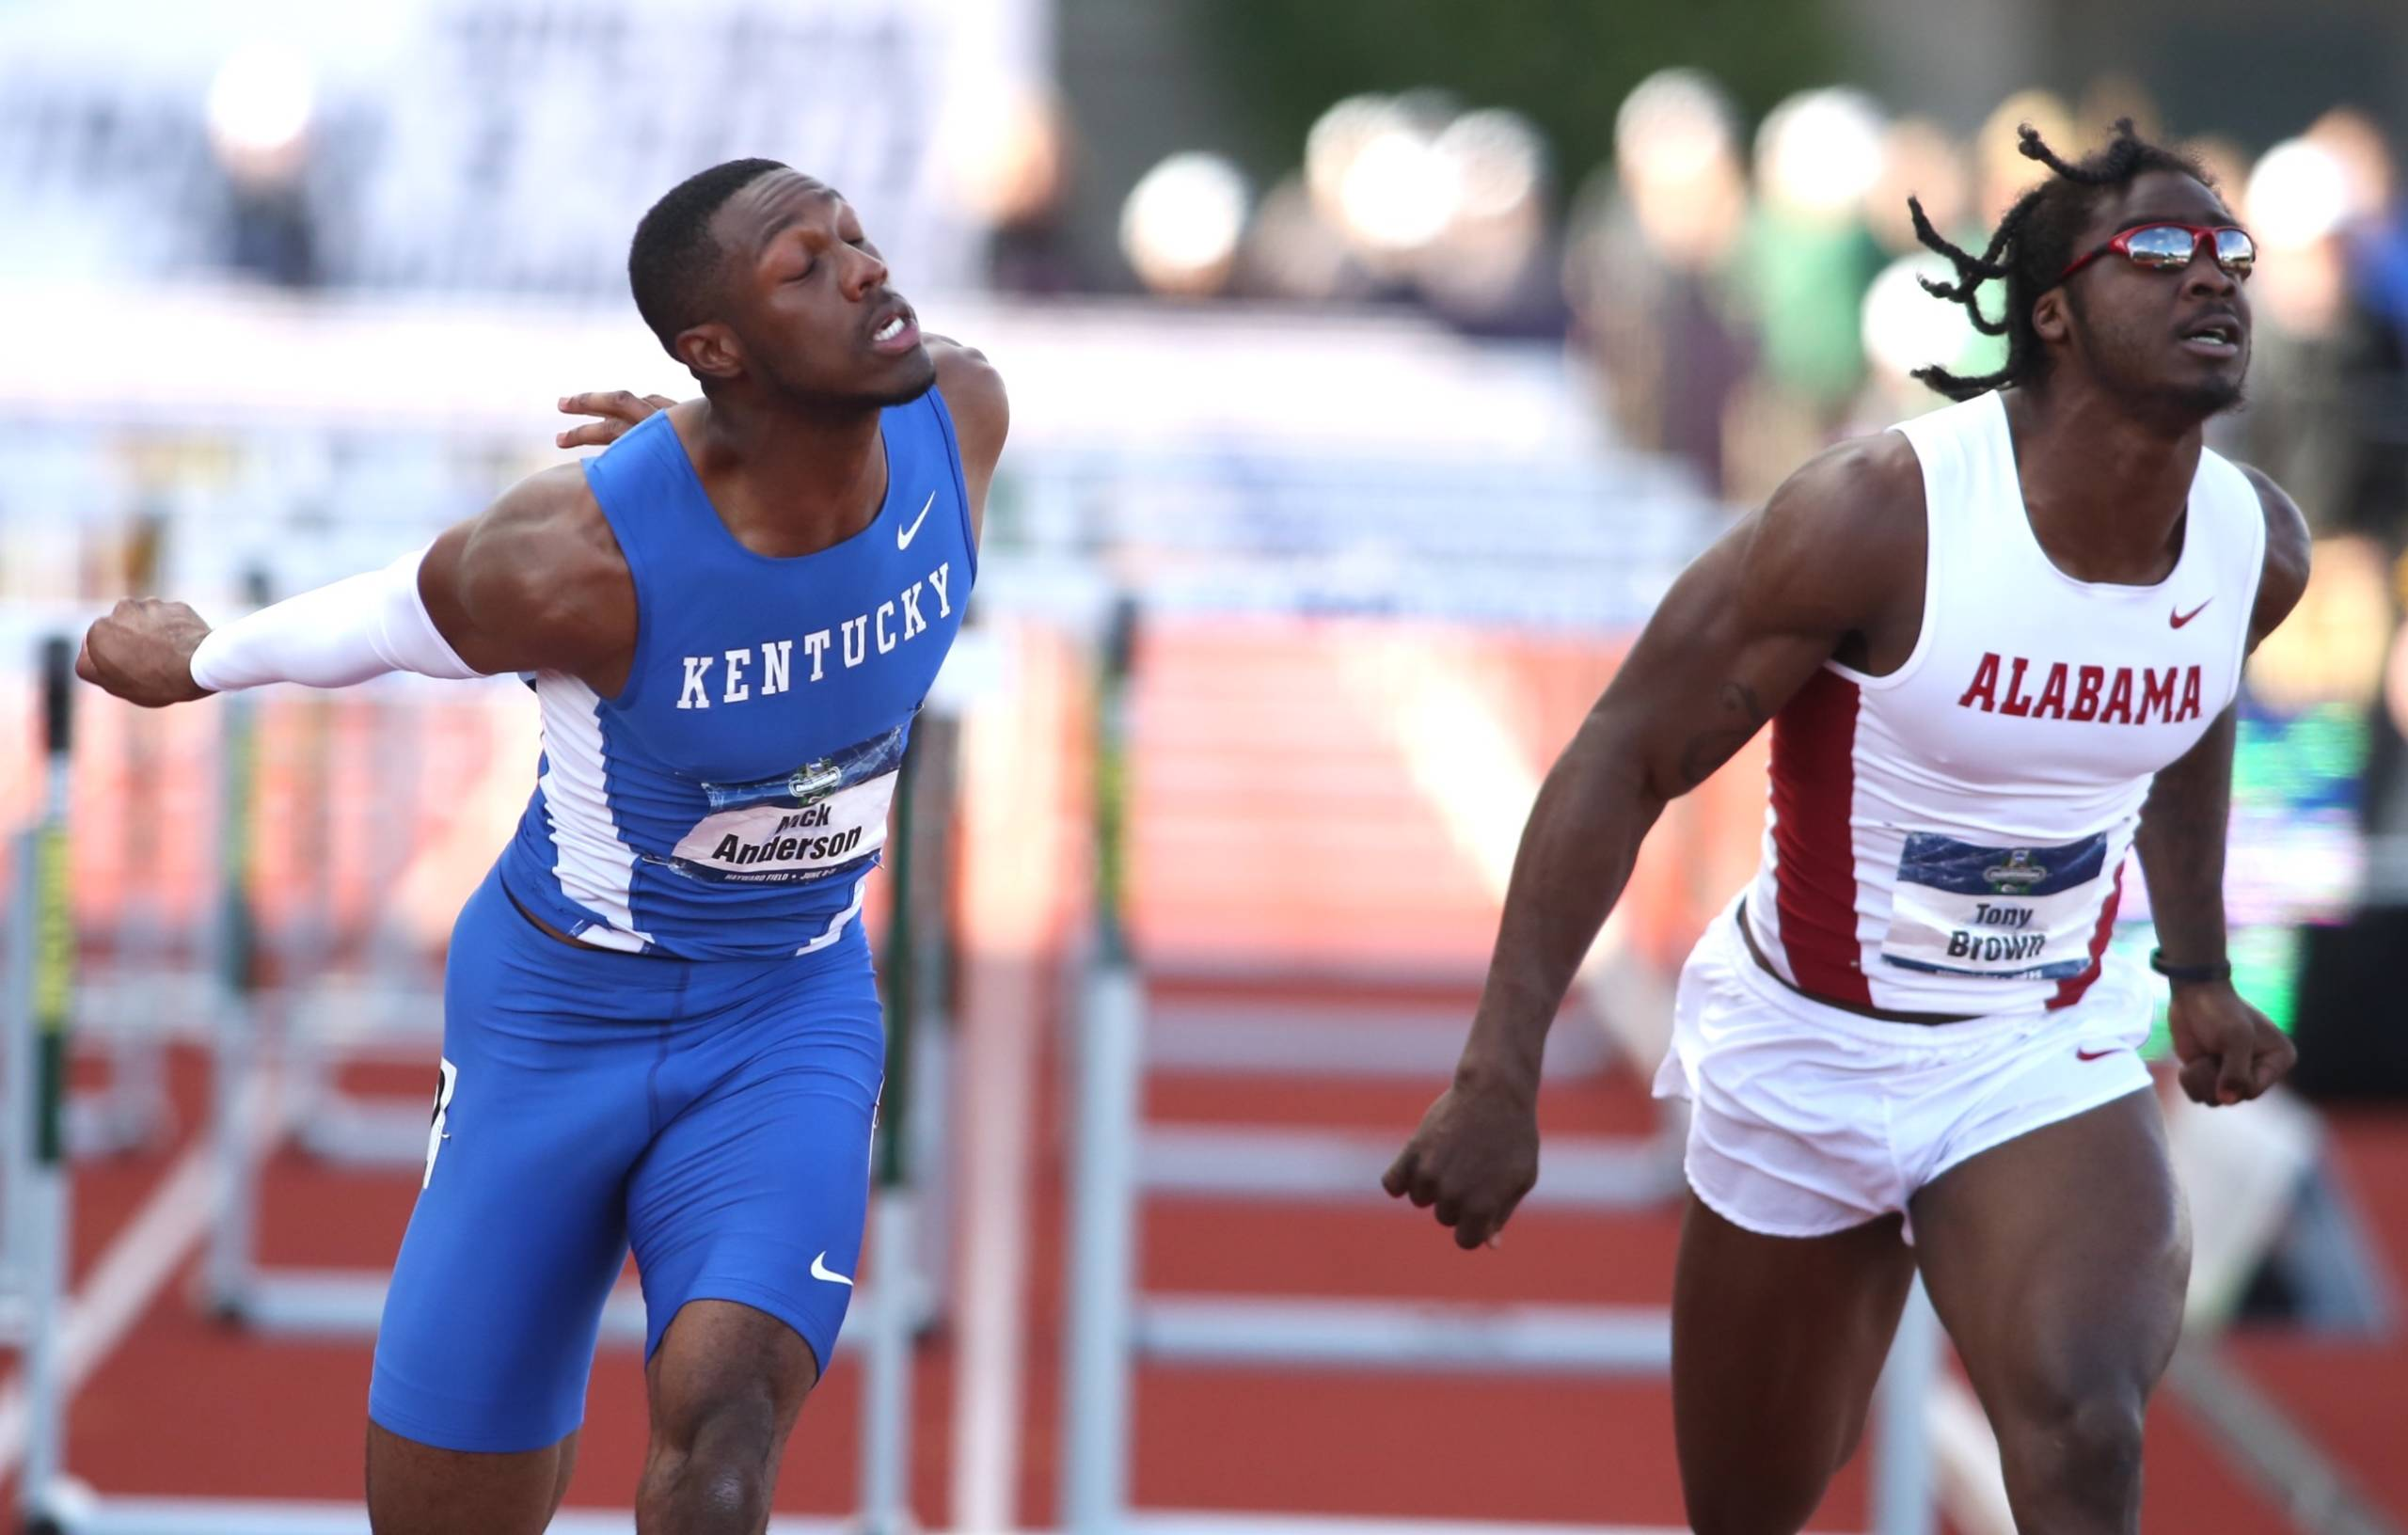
[1739,388,2267,1017]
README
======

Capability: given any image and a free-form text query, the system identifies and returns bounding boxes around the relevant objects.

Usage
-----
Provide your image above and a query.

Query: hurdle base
[287,1099,440,1168]
[1143,999,1609,1081]
[65,1089,176,1161]
[1138,1126,1680,1210]
[207,1270,649,1345]
[209,1268,927,1348]
[1134,1295,1673,1374]
[40,1490,847,1535]
[1134,1515,1688,1535]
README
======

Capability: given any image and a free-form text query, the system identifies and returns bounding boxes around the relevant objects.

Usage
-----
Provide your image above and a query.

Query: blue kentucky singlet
[496,388,975,959]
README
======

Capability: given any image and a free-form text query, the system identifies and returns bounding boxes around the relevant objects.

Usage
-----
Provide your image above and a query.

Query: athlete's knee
[1998,1373,2148,1515]
[641,1419,775,1531]
[642,1391,787,1530]
[655,1453,768,1531]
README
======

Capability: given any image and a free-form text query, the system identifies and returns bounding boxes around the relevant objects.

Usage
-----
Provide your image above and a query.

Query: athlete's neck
[2002,383,2203,587]
[673,395,889,559]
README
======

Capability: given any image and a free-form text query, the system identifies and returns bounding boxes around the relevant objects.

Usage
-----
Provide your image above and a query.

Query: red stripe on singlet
[1767,669,1872,1006]
[2049,861,2127,1009]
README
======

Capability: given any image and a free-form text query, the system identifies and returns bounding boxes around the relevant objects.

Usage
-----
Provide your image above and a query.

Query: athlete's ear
[2030,288,2072,348]
[674,322,746,387]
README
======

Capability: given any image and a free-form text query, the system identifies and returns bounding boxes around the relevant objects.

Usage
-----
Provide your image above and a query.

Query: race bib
[660,726,905,885]
[1878,831,2113,981]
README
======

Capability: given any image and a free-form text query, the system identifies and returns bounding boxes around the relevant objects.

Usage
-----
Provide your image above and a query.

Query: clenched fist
[1383,1074,1541,1250]
[78,597,214,708]
[2168,980,2296,1106]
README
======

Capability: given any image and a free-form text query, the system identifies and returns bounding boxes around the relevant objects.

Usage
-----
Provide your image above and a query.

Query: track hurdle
[186,571,487,1339]
[1059,602,1943,1535]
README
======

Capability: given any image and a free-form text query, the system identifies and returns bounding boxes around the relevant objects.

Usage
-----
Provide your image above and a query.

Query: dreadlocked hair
[1909,119,2209,401]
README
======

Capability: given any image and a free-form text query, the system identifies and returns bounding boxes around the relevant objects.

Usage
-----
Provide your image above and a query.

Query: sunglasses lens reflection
[2124,226,2197,268]
[2213,228,2256,275]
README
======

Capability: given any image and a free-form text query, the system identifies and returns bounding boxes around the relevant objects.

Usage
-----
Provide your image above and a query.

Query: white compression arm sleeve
[188,546,485,692]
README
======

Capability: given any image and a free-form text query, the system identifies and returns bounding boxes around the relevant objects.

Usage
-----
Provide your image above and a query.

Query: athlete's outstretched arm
[1384,436,1924,1248]
[2134,467,2311,1106]
[78,467,635,707]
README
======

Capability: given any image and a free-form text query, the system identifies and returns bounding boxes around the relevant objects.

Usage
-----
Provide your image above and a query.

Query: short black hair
[1911,120,2210,401]
[628,158,791,354]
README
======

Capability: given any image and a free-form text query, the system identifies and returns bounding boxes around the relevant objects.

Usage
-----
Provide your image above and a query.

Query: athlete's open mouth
[869,302,919,355]
[2178,312,2243,357]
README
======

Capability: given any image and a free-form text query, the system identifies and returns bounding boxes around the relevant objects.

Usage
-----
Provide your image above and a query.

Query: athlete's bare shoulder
[2232,463,2311,649]
[420,464,637,688]
[1576,429,1925,801]
[1736,430,1927,646]
[927,336,1006,445]
[926,336,1007,536]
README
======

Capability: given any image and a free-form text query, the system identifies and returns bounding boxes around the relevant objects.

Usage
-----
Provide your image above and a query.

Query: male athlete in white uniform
[1387,122,2310,1534]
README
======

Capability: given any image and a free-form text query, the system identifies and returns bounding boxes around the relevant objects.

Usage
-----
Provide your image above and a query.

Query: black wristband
[2149,948,2232,986]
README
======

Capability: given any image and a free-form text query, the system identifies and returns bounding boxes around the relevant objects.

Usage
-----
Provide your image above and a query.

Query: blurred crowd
[6,4,2402,552]
[1078,72,2408,540]
[1566,72,2408,527]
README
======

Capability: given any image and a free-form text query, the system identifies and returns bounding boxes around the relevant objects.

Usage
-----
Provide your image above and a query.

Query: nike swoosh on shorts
[811,1252,855,1287]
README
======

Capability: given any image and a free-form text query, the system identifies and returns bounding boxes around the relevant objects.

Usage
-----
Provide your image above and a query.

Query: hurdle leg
[1869,1277,1942,1535]
[1062,954,1144,1535]
[201,688,265,1321]
[856,1186,918,1535]
[22,637,81,1527]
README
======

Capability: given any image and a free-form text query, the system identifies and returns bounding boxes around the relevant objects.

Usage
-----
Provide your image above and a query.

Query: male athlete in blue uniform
[76,158,1007,1534]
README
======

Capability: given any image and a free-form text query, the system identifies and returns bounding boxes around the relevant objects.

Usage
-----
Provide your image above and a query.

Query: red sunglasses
[2058,222,2256,284]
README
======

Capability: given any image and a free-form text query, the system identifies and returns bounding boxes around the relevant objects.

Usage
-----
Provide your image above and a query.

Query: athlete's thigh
[626,954,885,1378]
[1908,1086,2187,1445]
[370,882,653,1455]
[1672,1196,1916,1534]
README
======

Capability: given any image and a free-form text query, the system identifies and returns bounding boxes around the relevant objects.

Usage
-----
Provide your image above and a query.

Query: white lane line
[0,1069,283,1482]
[2167,1342,2401,1535]
[0,1139,217,1477]
[1335,635,1668,1060]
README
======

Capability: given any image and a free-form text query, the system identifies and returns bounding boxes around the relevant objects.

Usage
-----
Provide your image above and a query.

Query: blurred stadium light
[1120,153,1251,297]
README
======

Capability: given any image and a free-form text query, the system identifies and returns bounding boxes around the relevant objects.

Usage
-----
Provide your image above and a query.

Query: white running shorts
[1652,898,2155,1242]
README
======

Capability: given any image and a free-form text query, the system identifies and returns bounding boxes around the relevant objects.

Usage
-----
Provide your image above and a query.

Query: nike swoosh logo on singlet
[2075,1046,2118,1062]
[896,492,935,550]
[2169,599,2212,628]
